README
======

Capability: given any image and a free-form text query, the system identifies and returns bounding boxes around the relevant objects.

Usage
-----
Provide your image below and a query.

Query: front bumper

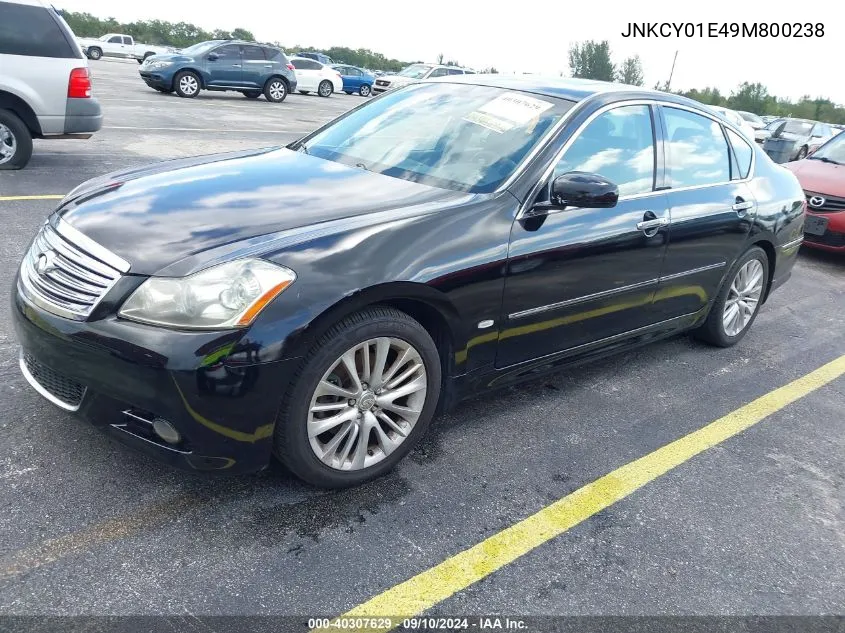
[12,286,300,474]
[139,70,173,90]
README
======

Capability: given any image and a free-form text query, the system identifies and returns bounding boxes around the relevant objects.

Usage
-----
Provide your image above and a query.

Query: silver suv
[0,0,103,169]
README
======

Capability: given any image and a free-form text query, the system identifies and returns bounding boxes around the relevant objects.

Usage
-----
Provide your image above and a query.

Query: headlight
[145,61,172,70]
[119,259,296,330]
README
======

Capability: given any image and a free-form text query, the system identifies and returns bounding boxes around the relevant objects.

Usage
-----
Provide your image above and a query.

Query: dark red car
[784,131,845,252]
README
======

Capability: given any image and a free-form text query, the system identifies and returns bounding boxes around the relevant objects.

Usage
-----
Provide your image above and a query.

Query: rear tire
[263,78,287,103]
[173,71,201,98]
[242,90,261,99]
[298,90,310,95]
[318,80,333,97]
[693,246,769,347]
[274,306,441,488]
[0,109,33,170]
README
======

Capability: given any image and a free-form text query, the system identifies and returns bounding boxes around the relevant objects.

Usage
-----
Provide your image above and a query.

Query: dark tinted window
[447,68,464,75]
[726,128,753,179]
[241,45,265,60]
[428,67,450,78]
[292,58,320,70]
[346,67,362,76]
[0,2,78,58]
[107,35,122,43]
[212,44,241,60]
[555,104,655,196]
[122,36,132,45]
[265,48,286,62]
[664,107,730,188]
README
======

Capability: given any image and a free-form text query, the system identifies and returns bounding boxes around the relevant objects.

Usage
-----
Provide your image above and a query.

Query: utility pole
[666,50,678,91]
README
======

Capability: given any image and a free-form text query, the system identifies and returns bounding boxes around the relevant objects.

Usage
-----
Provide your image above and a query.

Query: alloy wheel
[0,123,16,165]
[319,81,332,97]
[722,259,764,337]
[307,337,427,471]
[360,84,371,97]
[179,75,198,95]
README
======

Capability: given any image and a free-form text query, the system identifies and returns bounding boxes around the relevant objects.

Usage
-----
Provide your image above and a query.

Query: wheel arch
[748,237,777,302]
[280,282,464,382]
[0,90,42,136]
[173,67,205,89]
[265,74,290,90]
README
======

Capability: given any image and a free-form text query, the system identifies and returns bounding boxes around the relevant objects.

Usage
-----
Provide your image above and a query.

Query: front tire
[694,246,769,347]
[263,78,287,103]
[87,47,102,61]
[0,109,33,170]
[359,84,371,97]
[318,80,333,97]
[173,71,201,98]
[274,307,441,488]
[298,90,310,95]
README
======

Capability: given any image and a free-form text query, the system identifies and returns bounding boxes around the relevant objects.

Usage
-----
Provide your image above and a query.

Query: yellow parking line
[334,354,845,631]
[0,195,64,201]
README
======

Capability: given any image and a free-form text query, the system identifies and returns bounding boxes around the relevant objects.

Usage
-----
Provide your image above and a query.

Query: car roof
[425,74,679,103]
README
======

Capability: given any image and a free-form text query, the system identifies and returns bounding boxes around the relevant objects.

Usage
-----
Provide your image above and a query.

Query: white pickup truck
[77,34,175,63]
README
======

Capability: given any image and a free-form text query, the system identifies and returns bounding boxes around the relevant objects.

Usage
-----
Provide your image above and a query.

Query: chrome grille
[18,220,129,320]
[805,191,845,213]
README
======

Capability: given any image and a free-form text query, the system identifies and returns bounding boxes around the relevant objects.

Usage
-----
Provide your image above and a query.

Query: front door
[497,103,669,368]
[206,44,242,87]
[652,105,756,320]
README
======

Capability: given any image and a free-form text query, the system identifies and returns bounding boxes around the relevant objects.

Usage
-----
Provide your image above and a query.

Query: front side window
[726,127,753,179]
[663,107,730,188]
[447,68,464,75]
[428,68,450,78]
[783,120,813,136]
[293,59,319,70]
[212,44,241,60]
[554,105,655,196]
[0,2,78,58]
[300,83,573,193]
[108,35,122,43]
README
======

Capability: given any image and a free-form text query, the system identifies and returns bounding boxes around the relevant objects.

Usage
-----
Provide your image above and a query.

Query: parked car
[296,51,333,65]
[138,40,296,102]
[372,63,476,94]
[288,57,343,97]
[710,106,756,138]
[77,33,174,63]
[0,0,102,170]
[754,118,784,144]
[761,115,779,124]
[762,118,835,162]
[784,132,845,252]
[12,76,804,487]
[331,64,375,96]
[737,110,766,130]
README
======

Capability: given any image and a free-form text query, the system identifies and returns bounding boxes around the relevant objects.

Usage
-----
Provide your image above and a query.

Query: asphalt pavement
[0,59,843,626]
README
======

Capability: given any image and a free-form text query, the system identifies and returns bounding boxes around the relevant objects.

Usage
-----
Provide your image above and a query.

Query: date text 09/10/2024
[621,22,824,38]
[308,617,528,630]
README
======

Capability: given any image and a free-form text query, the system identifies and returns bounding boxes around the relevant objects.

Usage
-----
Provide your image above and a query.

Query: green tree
[727,82,770,113]
[568,40,615,81]
[616,55,644,86]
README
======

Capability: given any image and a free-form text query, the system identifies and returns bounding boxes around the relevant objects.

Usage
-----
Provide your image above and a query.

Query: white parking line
[103,126,297,134]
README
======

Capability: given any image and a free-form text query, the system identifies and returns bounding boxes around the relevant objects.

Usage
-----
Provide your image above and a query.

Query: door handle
[732,201,754,211]
[636,216,670,231]
[264,64,273,68]
[231,64,242,67]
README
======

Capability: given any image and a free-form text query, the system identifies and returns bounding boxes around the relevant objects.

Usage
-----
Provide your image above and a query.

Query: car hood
[141,52,194,64]
[56,148,468,276]
[783,158,845,196]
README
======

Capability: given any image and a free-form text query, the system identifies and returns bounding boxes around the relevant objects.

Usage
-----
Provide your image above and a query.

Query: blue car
[139,40,297,103]
[331,64,375,96]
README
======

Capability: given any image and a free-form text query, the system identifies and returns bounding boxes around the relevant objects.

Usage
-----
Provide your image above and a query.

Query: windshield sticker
[463,93,554,133]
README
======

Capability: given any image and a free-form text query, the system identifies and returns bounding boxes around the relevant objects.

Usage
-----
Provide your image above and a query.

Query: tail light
[286,63,295,70]
[68,67,92,98]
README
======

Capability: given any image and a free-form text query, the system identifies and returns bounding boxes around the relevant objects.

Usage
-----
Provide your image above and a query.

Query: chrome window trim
[508,261,726,321]
[18,352,84,412]
[514,98,757,220]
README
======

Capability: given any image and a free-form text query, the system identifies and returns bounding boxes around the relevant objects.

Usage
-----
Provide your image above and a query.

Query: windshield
[299,83,573,193]
[783,120,814,135]
[398,64,432,79]
[811,132,845,164]
[739,111,763,125]
[180,41,221,57]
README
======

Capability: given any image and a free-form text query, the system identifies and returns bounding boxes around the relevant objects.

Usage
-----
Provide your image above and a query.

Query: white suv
[372,63,476,95]
[0,0,103,169]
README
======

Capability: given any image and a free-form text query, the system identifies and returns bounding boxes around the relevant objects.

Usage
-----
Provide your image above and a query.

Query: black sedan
[13,76,806,488]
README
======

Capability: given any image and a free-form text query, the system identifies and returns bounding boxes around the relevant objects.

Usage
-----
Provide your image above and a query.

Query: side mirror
[207,52,219,61]
[548,171,619,210]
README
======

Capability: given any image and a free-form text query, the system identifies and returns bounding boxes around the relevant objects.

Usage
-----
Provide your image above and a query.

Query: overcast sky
[57,0,844,104]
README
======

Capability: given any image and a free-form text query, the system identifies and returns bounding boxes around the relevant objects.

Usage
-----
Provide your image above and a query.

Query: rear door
[652,105,756,321]
[240,45,267,88]
[497,103,669,367]
[205,44,242,87]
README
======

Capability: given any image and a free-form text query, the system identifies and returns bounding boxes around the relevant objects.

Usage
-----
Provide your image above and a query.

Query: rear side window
[292,59,320,70]
[122,36,132,45]
[663,107,731,188]
[265,48,287,63]
[0,2,79,58]
[242,45,265,61]
[726,127,753,179]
